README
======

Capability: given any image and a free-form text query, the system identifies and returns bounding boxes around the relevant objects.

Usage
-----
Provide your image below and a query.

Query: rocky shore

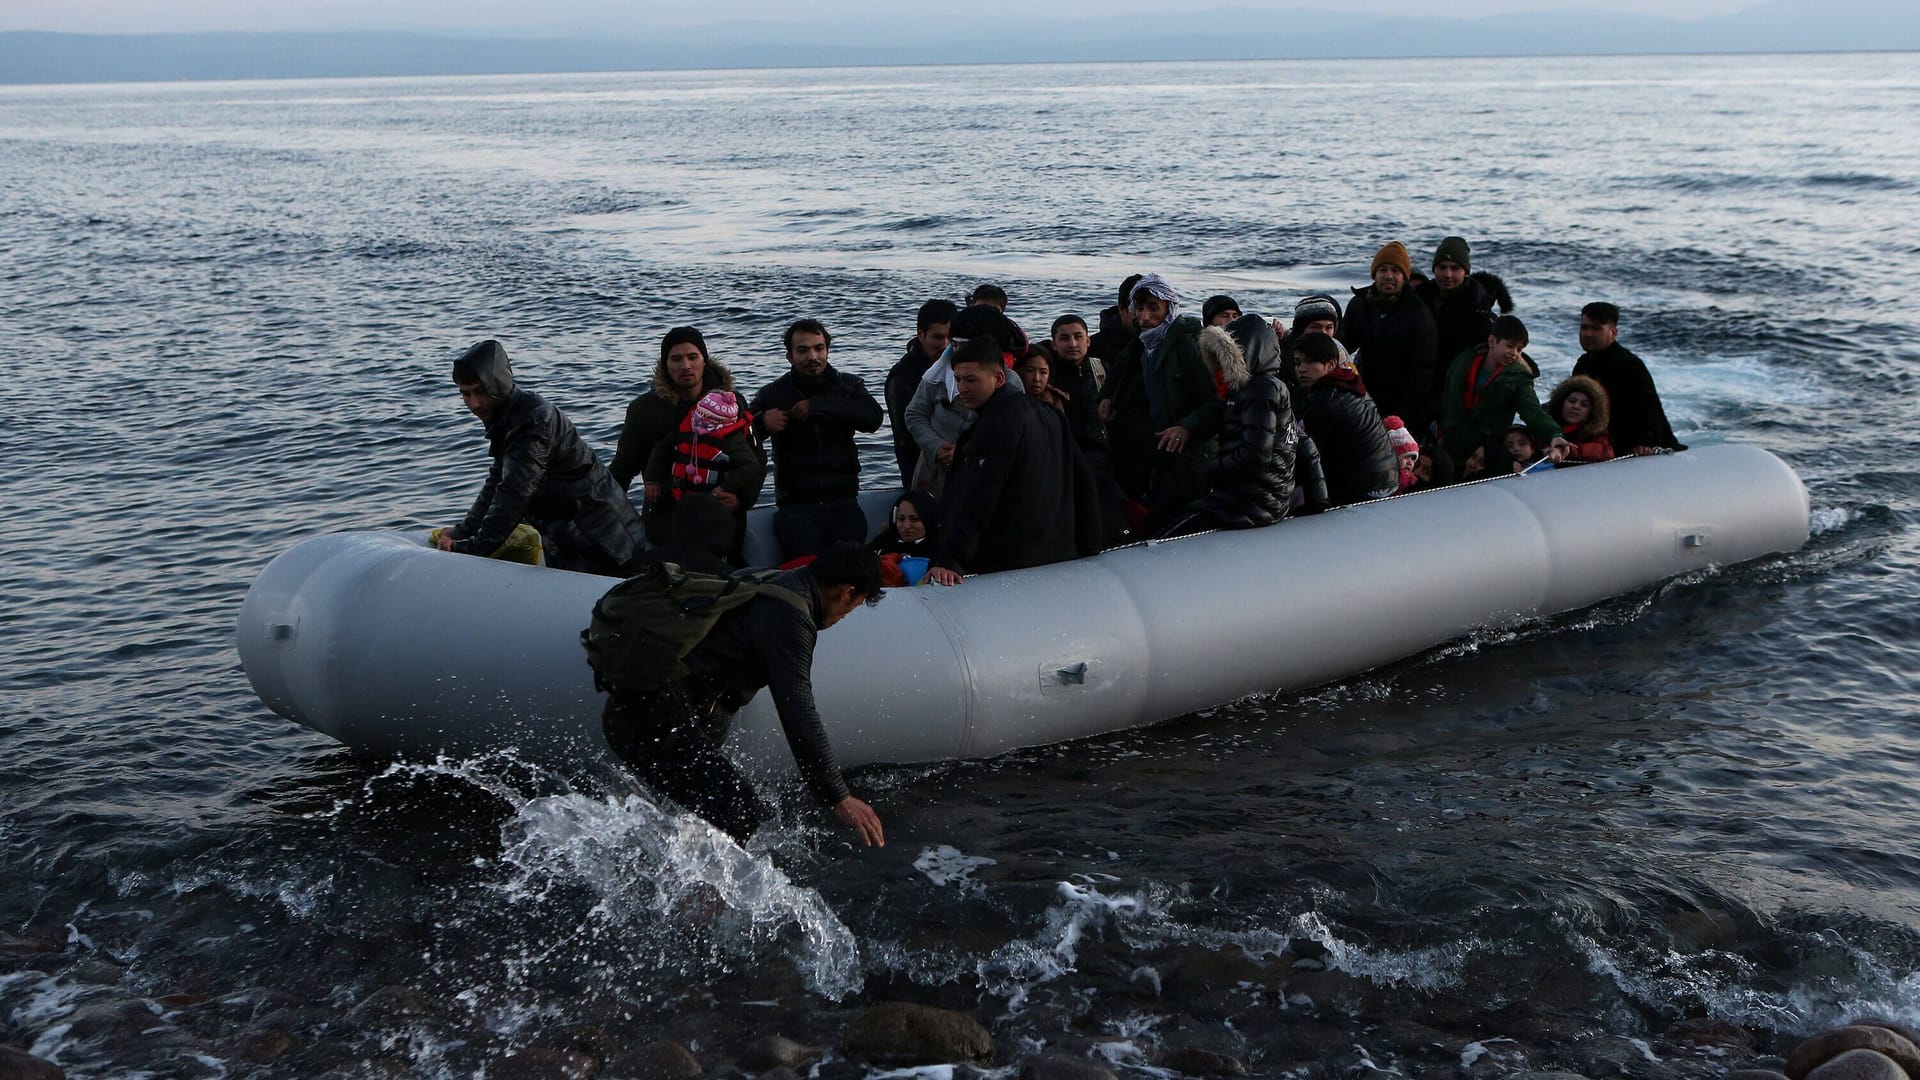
[3,925,1884,1080]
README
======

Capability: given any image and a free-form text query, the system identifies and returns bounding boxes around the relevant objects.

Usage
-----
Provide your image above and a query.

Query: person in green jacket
[1098,272,1227,533]
[1439,315,1571,467]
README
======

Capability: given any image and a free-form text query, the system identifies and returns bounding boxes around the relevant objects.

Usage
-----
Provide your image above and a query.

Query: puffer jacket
[450,340,645,572]
[1298,367,1398,506]
[1187,316,1296,528]
[749,365,885,505]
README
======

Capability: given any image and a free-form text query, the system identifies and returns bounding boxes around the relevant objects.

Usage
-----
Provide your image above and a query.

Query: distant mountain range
[2,1,1913,84]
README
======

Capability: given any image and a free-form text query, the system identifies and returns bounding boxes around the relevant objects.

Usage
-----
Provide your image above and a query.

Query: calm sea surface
[3,53,1920,1079]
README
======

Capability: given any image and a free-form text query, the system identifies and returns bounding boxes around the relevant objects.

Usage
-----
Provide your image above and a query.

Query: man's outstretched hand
[833,796,885,847]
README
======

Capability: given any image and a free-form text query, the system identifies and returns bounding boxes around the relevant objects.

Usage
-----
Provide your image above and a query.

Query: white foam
[1810,506,1862,536]
[913,845,998,888]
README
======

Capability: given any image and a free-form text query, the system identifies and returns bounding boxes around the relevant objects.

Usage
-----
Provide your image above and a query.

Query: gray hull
[236,444,1809,774]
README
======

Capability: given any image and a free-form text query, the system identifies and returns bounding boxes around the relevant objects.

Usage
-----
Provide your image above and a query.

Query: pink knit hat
[691,390,739,435]
[1384,415,1419,457]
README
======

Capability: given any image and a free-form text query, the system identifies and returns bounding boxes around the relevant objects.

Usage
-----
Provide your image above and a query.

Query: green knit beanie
[1433,235,1471,272]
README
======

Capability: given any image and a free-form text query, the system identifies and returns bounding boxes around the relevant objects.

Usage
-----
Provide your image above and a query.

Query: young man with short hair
[884,298,959,481]
[1571,302,1684,456]
[928,338,1099,585]
[1439,314,1571,465]
[1294,333,1399,506]
[751,320,885,561]
[600,542,887,847]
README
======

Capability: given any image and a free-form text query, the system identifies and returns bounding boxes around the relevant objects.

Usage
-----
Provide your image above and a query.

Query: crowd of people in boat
[437,237,1686,585]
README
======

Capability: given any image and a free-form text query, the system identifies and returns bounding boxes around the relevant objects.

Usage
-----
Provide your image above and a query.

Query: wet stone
[315,1057,411,1079]
[1727,1071,1791,1080]
[1559,1033,1667,1080]
[843,1002,995,1067]
[1503,1072,1592,1080]
[755,1069,802,1080]
[0,1044,67,1080]
[1808,1051,1910,1080]
[605,1039,702,1080]
[63,998,165,1040]
[1155,1046,1249,1076]
[1789,1027,1920,1080]
[488,1046,598,1079]
[1019,1051,1118,1080]
[69,959,124,985]
[741,1035,821,1071]
[228,1029,299,1064]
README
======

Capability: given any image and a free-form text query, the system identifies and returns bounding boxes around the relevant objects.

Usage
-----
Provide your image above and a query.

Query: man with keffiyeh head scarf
[1097,273,1228,534]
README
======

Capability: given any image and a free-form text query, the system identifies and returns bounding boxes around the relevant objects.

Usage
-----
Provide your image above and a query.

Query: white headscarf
[1131,273,1181,355]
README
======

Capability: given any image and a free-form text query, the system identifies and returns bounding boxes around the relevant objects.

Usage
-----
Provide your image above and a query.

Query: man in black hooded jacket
[438,339,645,575]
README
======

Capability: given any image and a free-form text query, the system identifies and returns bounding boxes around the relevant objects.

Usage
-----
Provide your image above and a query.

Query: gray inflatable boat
[237,443,1809,775]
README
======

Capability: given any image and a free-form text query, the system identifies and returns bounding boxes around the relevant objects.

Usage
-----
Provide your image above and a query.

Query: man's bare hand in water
[833,796,885,847]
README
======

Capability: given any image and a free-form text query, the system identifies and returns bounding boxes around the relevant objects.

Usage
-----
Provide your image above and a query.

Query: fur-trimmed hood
[1547,374,1612,440]
[1198,324,1251,390]
[650,355,736,401]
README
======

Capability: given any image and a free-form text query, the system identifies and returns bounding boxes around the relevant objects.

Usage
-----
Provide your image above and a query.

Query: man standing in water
[438,339,646,575]
[600,543,887,848]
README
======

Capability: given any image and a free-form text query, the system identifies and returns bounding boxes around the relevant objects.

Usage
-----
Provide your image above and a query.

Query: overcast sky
[3,0,1782,35]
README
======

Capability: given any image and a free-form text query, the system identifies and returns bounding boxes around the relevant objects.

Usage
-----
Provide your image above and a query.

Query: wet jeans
[600,684,772,844]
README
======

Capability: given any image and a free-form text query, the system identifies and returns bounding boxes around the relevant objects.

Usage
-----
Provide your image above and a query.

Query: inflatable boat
[237,444,1809,776]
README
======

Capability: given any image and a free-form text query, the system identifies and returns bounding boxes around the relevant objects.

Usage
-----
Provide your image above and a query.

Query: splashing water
[492,791,864,1000]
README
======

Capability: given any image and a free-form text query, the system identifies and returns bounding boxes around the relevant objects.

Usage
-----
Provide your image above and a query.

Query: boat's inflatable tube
[237,444,1809,776]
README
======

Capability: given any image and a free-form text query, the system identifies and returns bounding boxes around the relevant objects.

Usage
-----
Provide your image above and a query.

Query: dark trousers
[772,498,868,562]
[601,686,772,845]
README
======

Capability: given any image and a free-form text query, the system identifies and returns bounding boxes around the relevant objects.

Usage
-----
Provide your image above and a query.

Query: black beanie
[660,326,709,363]
[1202,294,1241,324]
[1433,236,1471,272]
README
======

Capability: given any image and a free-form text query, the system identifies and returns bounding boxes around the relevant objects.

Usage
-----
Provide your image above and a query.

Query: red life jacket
[668,412,752,495]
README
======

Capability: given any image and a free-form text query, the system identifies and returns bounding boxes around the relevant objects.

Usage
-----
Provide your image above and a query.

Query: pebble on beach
[842,1001,995,1067]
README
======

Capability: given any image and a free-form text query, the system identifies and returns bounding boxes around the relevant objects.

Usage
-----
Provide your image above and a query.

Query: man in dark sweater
[600,544,887,847]
[1572,302,1685,456]
[751,319,886,561]
[883,299,958,482]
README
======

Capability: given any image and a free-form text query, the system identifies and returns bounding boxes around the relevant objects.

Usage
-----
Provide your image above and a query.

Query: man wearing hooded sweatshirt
[1099,273,1228,531]
[1339,242,1440,442]
[751,319,886,562]
[1571,302,1685,456]
[439,339,646,575]
[1439,315,1572,466]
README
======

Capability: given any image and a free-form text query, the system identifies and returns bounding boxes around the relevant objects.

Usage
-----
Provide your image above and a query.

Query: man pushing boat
[588,543,888,849]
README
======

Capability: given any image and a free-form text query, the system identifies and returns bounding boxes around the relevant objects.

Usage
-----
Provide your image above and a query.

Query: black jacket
[884,338,939,481]
[1087,304,1136,369]
[1189,314,1296,528]
[1338,286,1439,437]
[935,382,1100,575]
[1572,341,1684,453]
[1416,275,1503,396]
[450,341,644,571]
[750,365,885,505]
[1298,369,1398,507]
[682,568,849,806]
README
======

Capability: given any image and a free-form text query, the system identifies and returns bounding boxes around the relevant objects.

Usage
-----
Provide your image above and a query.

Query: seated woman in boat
[1157,315,1295,537]
[1546,375,1616,464]
[870,490,938,586]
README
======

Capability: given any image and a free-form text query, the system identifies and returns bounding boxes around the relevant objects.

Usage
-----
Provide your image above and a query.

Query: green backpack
[580,562,810,695]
